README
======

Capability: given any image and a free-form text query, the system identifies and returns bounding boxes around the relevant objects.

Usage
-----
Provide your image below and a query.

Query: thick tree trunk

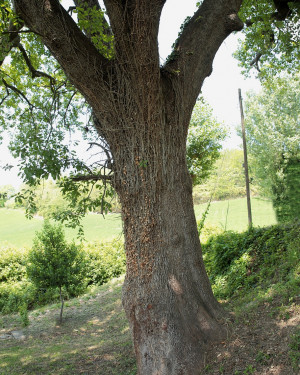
[123,191,227,374]
[112,117,228,374]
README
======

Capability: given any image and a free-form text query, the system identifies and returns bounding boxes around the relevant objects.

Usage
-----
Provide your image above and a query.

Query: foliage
[0,184,15,207]
[243,74,300,223]
[84,240,126,286]
[202,221,300,299]
[0,245,27,283]
[0,279,36,314]
[0,2,113,227]
[0,1,21,64]
[26,221,87,321]
[271,156,300,223]
[1,0,297,230]
[30,180,68,218]
[0,238,125,314]
[0,246,39,316]
[186,98,227,185]
[27,222,87,291]
[235,0,300,80]
[75,3,114,59]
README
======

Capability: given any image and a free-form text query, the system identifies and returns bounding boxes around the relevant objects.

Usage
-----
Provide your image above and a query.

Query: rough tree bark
[13,1,243,373]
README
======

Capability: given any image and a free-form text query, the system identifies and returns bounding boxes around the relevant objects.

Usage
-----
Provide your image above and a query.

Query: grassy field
[0,197,276,247]
[0,210,123,248]
[194,197,277,232]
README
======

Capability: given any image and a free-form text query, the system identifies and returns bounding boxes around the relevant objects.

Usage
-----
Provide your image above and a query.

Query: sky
[0,0,261,188]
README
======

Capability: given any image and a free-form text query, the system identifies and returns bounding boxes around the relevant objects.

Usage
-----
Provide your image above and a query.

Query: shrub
[202,221,300,299]
[84,240,126,285]
[0,280,37,314]
[0,238,126,315]
[0,246,28,283]
[26,221,87,323]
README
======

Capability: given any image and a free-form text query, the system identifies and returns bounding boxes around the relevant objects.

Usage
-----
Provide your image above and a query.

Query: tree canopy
[186,98,227,186]
[235,0,300,79]
[244,74,300,222]
[0,0,298,196]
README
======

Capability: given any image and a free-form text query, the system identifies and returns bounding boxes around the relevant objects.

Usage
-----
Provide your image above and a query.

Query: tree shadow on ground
[0,278,136,375]
[201,296,300,375]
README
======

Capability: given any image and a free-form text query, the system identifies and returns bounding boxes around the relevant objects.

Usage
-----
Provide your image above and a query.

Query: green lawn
[0,209,123,248]
[194,197,277,232]
[0,197,276,247]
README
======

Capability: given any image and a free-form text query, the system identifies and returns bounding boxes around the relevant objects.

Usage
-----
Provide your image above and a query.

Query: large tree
[244,74,300,223]
[0,1,298,373]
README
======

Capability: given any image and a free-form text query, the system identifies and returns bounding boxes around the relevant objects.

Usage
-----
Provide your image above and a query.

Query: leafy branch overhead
[235,0,300,78]
[0,1,298,205]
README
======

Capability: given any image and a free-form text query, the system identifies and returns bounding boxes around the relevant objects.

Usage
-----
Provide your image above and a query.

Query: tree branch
[245,0,294,27]
[2,78,34,107]
[244,0,297,72]
[0,20,24,66]
[88,141,112,165]
[250,52,262,71]
[103,0,164,66]
[13,0,114,111]
[71,174,112,182]
[63,90,78,128]
[18,43,56,87]
[163,0,243,113]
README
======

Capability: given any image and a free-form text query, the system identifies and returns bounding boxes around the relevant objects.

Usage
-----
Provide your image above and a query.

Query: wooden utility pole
[238,88,253,228]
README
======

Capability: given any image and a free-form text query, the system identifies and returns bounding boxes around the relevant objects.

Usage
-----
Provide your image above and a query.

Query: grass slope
[1,222,299,375]
[0,210,123,248]
[0,276,299,375]
[0,276,136,375]
[0,197,276,247]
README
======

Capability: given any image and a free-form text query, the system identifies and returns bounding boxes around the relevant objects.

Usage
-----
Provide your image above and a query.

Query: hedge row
[0,240,126,314]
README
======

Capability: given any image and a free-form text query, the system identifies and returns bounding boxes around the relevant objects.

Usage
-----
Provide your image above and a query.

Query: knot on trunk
[226,13,244,32]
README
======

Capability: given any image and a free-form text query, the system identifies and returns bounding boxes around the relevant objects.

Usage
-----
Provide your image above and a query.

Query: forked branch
[163,0,243,109]
[18,43,56,87]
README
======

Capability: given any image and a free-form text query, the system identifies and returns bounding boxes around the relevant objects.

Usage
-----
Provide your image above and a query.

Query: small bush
[199,224,223,244]
[0,231,126,314]
[27,221,88,322]
[0,280,37,314]
[0,246,28,282]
